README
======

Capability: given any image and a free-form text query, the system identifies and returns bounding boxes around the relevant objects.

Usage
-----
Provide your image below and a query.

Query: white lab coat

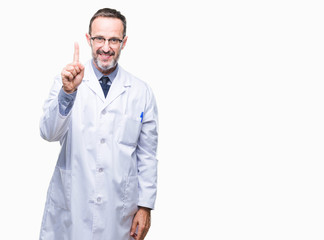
[39,60,158,240]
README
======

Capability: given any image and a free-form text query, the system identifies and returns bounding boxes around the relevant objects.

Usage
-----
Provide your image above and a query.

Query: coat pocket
[118,115,142,147]
[49,166,72,210]
[122,175,139,218]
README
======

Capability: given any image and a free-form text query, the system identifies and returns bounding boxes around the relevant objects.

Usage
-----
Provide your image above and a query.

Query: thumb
[130,217,138,236]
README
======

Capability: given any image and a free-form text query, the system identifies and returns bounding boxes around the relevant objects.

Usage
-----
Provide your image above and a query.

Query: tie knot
[100,76,110,85]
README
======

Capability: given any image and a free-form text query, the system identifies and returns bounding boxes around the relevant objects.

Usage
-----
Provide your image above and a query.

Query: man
[39,8,158,240]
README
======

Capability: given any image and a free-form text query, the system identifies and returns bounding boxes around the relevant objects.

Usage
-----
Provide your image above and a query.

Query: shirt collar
[91,60,119,83]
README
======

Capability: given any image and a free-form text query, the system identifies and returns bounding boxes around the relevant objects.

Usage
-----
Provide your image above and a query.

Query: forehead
[91,17,124,37]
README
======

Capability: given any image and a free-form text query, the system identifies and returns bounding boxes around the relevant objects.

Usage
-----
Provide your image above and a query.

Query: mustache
[97,49,115,56]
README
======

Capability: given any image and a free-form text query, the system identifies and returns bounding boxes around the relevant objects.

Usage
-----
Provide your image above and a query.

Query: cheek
[112,48,118,55]
[92,46,100,55]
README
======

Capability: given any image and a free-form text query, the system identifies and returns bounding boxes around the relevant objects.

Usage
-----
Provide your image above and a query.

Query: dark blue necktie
[99,76,110,98]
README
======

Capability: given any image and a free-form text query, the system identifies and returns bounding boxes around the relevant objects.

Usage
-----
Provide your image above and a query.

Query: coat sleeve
[39,75,75,142]
[136,85,159,210]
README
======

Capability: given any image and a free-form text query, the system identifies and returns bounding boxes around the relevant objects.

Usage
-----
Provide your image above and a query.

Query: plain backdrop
[0,0,323,239]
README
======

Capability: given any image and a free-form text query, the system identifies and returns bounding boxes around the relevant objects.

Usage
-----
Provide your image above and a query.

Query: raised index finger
[73,42,79,63]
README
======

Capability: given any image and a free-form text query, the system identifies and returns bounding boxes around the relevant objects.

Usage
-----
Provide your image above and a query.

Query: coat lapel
[82,61,106,102]
[105,67,131,108]
[82,61,131,107]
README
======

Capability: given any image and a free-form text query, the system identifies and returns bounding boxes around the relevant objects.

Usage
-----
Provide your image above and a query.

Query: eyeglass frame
[90,36,124,46]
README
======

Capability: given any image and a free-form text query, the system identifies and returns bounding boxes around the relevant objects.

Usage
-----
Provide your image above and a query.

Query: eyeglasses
[90,36,123,46]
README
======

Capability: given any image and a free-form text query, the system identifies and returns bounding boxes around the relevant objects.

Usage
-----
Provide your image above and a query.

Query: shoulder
[118,66,152,92]
[118,66,157,106]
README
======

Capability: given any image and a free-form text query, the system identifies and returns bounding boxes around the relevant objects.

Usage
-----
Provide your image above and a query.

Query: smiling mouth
[99,52,114,62]
[100,54,111,59]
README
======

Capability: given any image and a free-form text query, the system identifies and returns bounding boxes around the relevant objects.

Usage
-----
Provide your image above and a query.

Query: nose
[101,40,111,52]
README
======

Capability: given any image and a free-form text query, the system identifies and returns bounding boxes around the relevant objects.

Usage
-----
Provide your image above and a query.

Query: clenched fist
[61,42,85,94]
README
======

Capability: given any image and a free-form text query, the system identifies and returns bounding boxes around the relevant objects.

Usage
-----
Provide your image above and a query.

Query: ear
[121,36,128,50]
[86,33,91,46]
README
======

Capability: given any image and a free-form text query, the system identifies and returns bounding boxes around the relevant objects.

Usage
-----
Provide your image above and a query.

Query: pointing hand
[61,42,85,94]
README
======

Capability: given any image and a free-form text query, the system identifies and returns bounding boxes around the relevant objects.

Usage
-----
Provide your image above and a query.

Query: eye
[96,37,105,42]
[110,38,119,44]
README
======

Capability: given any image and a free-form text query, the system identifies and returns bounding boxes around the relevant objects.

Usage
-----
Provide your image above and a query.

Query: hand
[130,207,151,240]
[61,42,85,94]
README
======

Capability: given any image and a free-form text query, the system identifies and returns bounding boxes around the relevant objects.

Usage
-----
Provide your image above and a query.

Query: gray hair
[89,8,127,37]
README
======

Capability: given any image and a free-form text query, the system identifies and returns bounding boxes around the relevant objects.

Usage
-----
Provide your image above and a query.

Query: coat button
[100,139,105,144]
[97,197,101,203]
[98,168,103,172]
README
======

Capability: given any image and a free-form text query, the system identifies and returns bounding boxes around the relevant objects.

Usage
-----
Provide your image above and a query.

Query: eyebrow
[93,35,105,38]
[92,33,124,40]
[93,35,119,39]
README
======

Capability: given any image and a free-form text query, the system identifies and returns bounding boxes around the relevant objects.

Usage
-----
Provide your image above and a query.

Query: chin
[97,60,117,71]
